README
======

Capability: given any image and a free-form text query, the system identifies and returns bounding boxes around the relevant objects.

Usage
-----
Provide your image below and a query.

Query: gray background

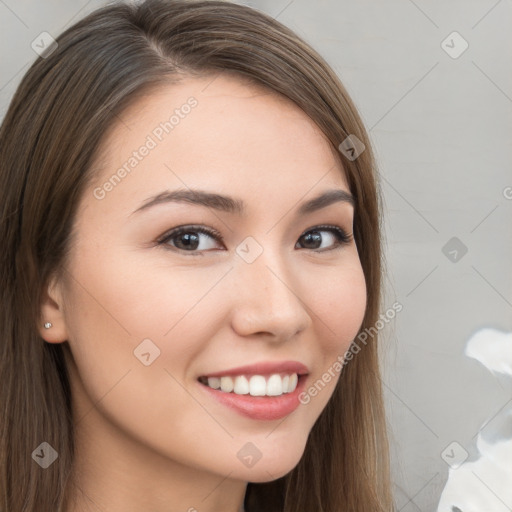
[1,1,511,510]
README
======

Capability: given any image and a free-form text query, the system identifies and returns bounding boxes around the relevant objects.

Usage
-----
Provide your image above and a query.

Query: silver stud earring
[44,322,53,329]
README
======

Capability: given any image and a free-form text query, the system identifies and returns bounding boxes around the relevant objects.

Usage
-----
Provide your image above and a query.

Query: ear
[38,274,69,343]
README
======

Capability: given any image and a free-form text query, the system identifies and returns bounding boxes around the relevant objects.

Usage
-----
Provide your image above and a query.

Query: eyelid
[156,224,223,245]
[299,224,352,241]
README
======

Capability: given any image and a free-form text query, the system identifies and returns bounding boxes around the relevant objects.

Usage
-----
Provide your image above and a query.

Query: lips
[195,360,310,420]
[197,371,309,421]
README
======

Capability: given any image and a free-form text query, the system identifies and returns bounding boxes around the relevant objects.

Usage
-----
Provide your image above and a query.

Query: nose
[229,249,312,341]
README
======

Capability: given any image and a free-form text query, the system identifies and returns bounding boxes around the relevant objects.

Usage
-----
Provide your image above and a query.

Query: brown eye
[296,226,352,251]
[158,225,223,253]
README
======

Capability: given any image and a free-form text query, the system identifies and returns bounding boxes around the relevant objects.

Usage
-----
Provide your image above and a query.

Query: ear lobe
[38,277,69,343]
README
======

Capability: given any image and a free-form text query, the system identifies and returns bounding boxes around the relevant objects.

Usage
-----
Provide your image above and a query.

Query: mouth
[197,371,309,421]
[197,372,306,397]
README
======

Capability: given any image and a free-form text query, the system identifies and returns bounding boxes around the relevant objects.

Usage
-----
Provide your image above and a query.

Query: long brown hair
[0,1,393,510]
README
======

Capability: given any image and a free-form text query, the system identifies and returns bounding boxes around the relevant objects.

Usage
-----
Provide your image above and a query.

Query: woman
[0,1,394,510]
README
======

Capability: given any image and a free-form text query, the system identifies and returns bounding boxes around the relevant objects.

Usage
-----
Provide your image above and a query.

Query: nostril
[452,507,463,512]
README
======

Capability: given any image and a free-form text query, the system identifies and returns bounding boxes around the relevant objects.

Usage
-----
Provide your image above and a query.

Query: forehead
[85,73,350,217]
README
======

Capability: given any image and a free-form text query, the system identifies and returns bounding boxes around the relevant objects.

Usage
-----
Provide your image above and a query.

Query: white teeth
[249,375,267,396]
[233,376,249,395]
[266,374,283,396]
[220,376,234,393]
[203,373,300,396]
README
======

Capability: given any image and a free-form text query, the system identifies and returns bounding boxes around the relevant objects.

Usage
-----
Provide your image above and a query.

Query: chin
[239,447,305,483]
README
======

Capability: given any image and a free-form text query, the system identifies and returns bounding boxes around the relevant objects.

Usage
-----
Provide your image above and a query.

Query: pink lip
[197,374,308,421]
[198,360,310,378]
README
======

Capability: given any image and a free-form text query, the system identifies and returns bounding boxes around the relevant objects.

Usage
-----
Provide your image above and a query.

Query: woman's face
[42,74,366,485]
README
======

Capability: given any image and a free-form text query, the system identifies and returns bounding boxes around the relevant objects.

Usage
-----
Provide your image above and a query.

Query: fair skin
[39,73,367,512]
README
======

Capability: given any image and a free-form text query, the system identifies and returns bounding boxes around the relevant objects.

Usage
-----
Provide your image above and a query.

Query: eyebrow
[130,187,355,217]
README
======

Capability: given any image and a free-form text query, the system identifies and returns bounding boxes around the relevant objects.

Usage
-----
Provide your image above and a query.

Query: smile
[198,372,299,397]
[197,374,308,421]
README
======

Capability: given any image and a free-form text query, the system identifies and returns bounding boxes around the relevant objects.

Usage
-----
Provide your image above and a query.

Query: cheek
[305,258,367,360]
[288,260,366,419]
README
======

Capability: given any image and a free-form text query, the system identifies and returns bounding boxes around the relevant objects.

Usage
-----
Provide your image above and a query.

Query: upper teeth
[202,373,299,396]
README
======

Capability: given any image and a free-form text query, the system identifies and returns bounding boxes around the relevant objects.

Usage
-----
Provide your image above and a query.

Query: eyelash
[156,224,353,255]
